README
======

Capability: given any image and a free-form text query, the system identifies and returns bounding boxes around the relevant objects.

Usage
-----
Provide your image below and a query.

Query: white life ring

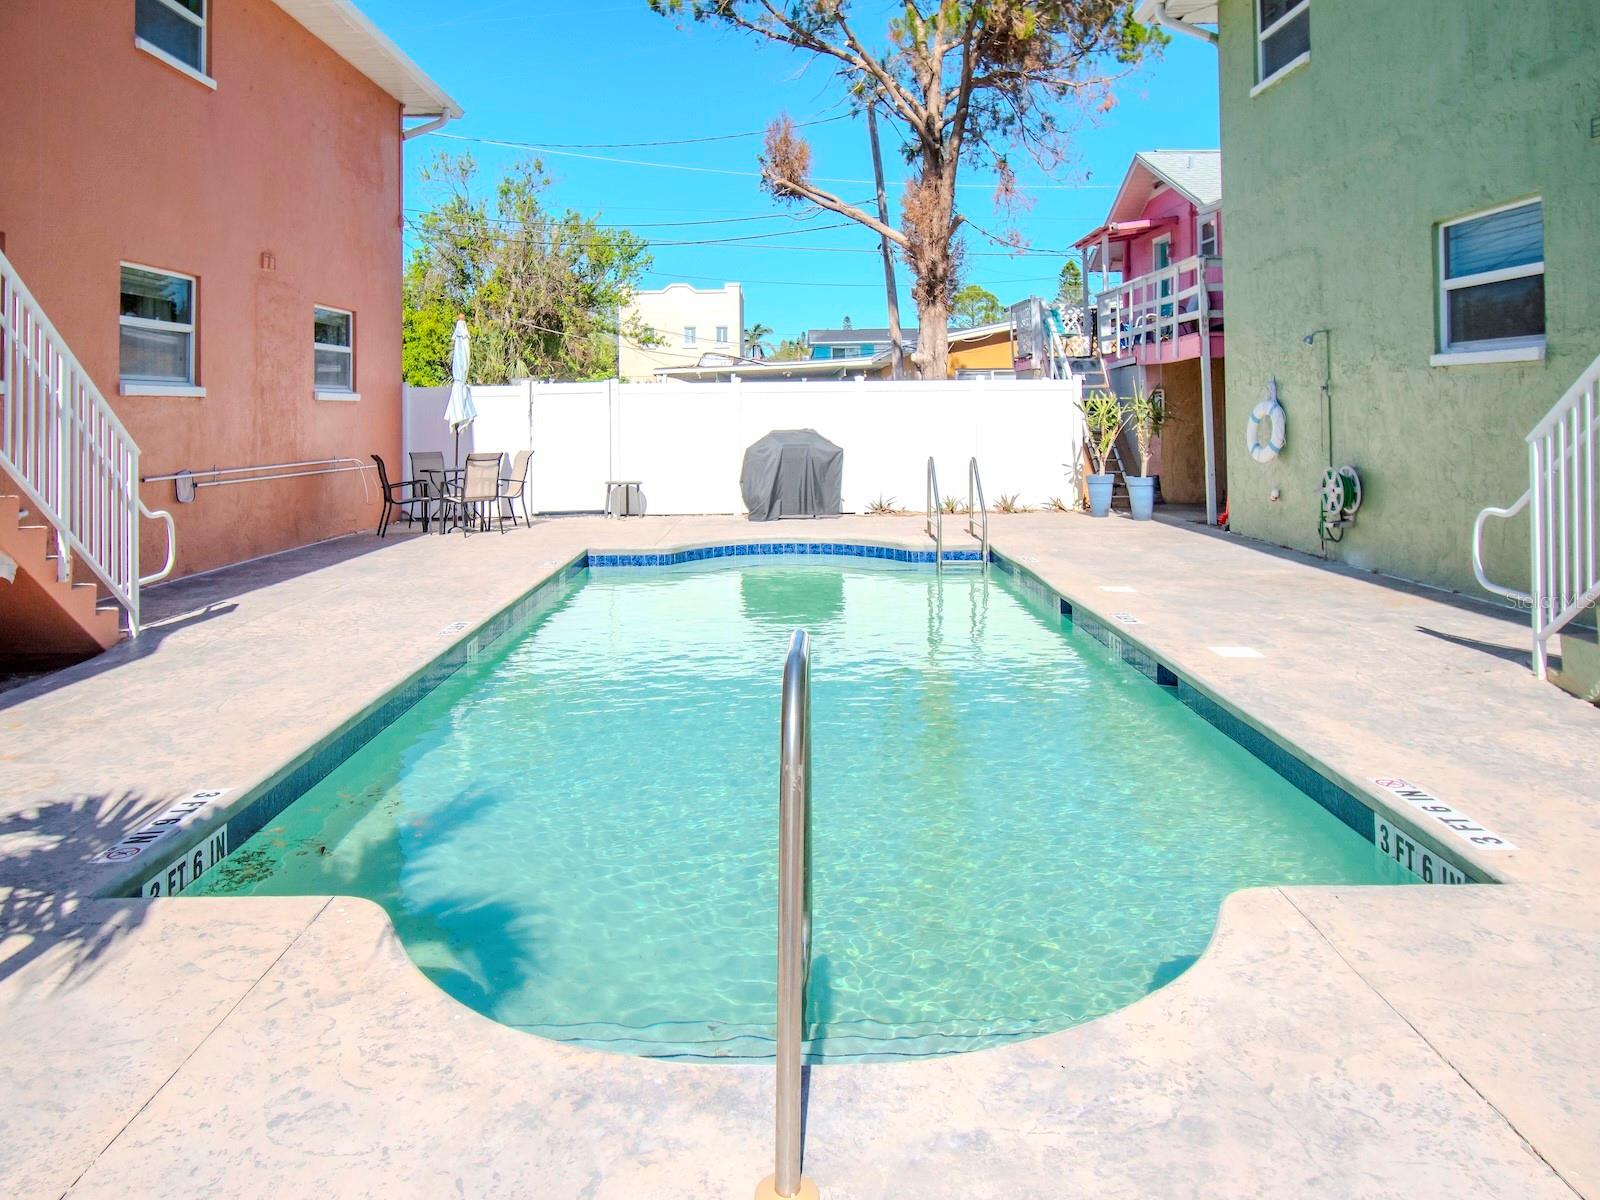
[1247,377,1286,463]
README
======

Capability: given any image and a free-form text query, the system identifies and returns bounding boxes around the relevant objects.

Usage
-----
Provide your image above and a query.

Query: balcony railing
[1094,254,1224,362]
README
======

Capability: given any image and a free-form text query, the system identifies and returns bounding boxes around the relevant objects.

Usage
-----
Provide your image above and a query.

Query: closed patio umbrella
[444,314,477,469]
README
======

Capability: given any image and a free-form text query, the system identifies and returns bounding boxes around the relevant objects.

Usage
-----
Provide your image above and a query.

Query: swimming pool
[188,553,1412,1061]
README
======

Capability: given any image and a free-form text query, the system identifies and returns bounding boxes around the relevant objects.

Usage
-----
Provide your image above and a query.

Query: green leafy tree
[1058,259,1084,305]
[769,337,809,361]
[744,322,774,358]
[950,284,1004,329]
[403,153,654,384]
[650,1,1162,379]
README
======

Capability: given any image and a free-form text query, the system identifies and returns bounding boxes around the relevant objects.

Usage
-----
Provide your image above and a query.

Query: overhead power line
[489,113,850,149]
[425,130,1114,192]
[640,268,1059,290]
[402,216,861,250]
[403,215,1076,258]
[401,205,863,231]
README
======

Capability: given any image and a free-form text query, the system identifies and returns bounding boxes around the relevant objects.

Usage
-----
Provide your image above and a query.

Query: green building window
[1438,200,1544,356]
[1258,0,1310,85]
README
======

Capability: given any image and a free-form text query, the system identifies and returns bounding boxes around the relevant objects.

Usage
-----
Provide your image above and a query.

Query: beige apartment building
[618,282,744,381]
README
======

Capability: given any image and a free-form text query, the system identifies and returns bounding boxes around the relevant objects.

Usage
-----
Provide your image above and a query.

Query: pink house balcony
[1095,255,1224,366]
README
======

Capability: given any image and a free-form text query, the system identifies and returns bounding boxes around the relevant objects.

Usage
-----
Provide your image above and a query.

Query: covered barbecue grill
[740,429,843,521]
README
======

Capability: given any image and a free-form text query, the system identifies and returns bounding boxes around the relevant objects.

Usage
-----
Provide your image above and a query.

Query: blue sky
[364,0,1220,341]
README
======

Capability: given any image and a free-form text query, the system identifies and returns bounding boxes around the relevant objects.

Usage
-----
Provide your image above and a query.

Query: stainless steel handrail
[766,628,814,1200]
[144,457,376,504]
[143,457,361,482]
[967,457,989,566]
[926,456,942,570]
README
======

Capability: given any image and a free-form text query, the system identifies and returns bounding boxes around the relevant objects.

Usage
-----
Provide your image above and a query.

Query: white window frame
[1254,0,1310,95]
[1433,197,1545,365]
[715,325,729,344]
[1198,213,1219,258]
[134,0,215,90]
[118,262,202,396]
[683,326,697,347]
[313,305,357,399]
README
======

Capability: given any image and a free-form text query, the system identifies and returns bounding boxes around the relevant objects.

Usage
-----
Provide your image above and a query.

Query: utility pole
[866,101,906,380]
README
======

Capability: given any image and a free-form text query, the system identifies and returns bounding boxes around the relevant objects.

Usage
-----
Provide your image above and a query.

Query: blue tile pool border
[105,540,1484,898]
[101,552,594,899]
[991,550,1487,885]
[587,542,984,566]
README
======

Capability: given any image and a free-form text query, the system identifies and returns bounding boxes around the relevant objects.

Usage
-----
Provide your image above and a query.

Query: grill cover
[740,429,843,521]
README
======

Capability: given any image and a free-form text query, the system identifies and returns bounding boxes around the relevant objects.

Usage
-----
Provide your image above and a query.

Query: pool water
[190,557,1410,1061]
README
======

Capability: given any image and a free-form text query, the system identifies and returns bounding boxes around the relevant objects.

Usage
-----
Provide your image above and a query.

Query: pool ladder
[925,456,990,571]
[760,629,816,1200]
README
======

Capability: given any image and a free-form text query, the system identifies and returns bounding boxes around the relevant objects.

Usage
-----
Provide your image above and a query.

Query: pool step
[506,1014,1074,1062]
[937,552,987,568]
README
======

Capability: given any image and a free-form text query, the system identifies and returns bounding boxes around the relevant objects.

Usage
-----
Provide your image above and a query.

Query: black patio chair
[371,454,430,537]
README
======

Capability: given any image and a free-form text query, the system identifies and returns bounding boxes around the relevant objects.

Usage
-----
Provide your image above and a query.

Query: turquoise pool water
[190,556,1410,1061]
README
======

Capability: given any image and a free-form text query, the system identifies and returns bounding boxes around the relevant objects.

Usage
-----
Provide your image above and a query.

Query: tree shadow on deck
[0,792,162,991]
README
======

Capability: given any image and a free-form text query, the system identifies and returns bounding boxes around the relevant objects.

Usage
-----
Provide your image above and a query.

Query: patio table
[418,467,465,530]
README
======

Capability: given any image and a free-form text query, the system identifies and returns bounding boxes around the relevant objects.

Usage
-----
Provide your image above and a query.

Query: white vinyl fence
[403,377,1085,516]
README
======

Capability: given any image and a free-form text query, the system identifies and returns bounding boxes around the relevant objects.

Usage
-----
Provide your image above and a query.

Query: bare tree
[650,2,1162,378]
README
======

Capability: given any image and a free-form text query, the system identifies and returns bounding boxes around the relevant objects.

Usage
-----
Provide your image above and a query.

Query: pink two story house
[1073,151,1226,519]
[1,1,458,666]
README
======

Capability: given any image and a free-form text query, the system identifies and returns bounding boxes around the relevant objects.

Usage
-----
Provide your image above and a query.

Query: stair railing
[967,456,989,565]
[1474,349,1600,678]
[0,247,174,634]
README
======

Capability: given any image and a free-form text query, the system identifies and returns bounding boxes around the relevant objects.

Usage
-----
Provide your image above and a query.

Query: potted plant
[1126,386,1164,521]
[1078,390,1128,518]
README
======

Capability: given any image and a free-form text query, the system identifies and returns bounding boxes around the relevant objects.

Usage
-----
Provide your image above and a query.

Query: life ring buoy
[1247,377,1286,463]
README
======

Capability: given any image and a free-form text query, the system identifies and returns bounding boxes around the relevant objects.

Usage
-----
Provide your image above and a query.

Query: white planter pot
[1086,473,1114,518]
[1126,475,1156,521]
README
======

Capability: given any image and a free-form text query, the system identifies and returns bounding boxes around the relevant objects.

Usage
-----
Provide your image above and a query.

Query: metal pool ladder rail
[967,457,990,566]
[925,455,943,568]
[759,629,817,1200]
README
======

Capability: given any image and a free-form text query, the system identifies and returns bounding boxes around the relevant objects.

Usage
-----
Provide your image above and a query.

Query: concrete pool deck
[1,512,1597,1198]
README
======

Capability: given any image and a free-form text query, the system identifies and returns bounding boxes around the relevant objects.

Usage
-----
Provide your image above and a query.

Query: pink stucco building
[1073,151,1226,517]
[0,0,458,663]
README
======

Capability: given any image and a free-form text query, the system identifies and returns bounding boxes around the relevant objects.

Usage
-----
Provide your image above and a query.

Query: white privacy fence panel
[405,377,1085,516]
[531,382,616,514]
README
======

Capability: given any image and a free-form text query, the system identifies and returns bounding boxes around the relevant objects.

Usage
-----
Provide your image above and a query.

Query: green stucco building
[1139,0,1600,599]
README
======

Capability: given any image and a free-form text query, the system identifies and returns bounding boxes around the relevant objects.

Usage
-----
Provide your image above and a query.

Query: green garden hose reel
[1320,465,1362,540]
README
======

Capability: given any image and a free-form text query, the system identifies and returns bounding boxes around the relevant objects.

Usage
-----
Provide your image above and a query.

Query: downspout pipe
[1143,1,1219,45]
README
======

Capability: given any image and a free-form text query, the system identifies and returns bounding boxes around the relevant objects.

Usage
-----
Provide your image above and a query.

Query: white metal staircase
[1474,350,1600,678]
[1,246,175,639]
